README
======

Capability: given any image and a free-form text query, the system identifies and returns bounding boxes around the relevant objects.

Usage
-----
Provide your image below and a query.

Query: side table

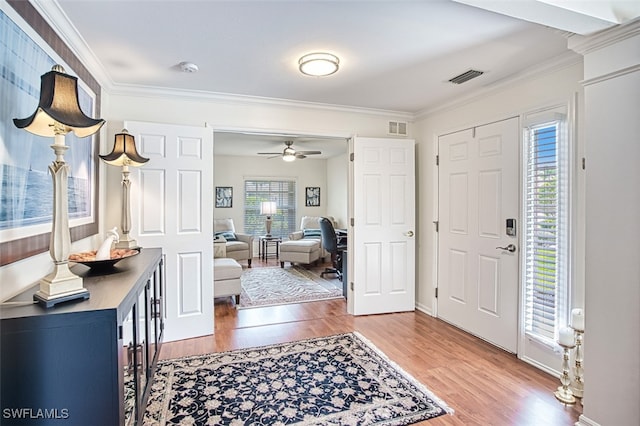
[259,236,282,261]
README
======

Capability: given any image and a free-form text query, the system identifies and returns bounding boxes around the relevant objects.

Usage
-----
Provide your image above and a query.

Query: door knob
[405,231,414,237]
[496,244,517,253]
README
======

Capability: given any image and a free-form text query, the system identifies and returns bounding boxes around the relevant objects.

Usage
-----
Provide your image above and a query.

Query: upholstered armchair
[214,218,253,267]
[289,216,336,259]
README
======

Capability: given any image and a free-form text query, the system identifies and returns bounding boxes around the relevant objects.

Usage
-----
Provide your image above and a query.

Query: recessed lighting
[298,53,339,77]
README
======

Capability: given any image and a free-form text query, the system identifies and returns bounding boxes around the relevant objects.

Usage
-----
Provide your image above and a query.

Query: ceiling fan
[258,140,322,161]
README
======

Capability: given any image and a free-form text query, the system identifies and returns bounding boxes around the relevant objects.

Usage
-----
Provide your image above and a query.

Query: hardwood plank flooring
[159,259,582,425]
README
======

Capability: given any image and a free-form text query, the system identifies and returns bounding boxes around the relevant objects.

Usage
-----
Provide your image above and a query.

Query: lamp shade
[260,201,277,215]
[100,129,149,167]
[13,65,105,138]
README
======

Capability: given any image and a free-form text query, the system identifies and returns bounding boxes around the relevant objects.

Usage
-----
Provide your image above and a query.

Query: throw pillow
[303,229,322,238]
[215,231,237,241]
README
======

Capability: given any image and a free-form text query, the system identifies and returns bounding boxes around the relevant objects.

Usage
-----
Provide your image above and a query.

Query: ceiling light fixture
[298,52,339,77]
[282,146,296,162]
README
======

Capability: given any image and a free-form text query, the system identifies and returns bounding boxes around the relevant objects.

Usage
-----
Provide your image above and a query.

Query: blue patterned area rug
[144,333,452,425]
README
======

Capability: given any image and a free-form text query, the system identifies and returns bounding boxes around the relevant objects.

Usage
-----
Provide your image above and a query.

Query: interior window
[523,107,570,345]
[244,179,296,238]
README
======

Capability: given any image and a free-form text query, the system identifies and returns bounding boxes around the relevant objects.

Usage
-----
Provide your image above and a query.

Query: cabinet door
[122,308,136,426]
[149,263,164,365]
[135,286,148,410]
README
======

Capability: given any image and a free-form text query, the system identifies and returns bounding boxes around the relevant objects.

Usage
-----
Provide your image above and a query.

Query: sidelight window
[523,107,570,345]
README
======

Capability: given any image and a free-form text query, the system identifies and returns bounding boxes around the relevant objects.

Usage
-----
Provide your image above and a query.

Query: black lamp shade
[100,130,149,167]
[13,65,105,138]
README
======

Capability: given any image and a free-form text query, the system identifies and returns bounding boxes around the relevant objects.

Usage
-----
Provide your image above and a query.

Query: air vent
[388,121,408,136]
[448,69,484,84]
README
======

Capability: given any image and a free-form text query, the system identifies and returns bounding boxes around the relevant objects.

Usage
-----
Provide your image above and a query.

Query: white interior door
[126,121,213,342]
[437,118,519,352]
[352,137,415,315]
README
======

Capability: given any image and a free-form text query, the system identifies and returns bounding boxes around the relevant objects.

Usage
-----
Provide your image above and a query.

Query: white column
[568,19,640,426]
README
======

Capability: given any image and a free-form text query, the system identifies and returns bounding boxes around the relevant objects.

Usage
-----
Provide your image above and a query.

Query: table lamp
[13,65,105,308]
[99,129,149,249]
[260,201,277,237]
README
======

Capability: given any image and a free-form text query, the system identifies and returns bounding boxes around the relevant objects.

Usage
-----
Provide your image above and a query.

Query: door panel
[126,121,213,342]
[353,137,415,315]
[438,118,519,352]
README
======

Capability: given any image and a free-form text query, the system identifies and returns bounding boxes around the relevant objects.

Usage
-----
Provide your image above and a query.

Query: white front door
[437,118,519,352]
[126,121,213,342]
[351,137,416,315]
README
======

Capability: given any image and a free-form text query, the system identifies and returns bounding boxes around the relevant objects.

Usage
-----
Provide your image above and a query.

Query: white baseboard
[576,414,600,426]
[415,302,433,316]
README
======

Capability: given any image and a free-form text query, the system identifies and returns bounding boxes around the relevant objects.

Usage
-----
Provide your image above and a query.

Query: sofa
[214,218,254,267]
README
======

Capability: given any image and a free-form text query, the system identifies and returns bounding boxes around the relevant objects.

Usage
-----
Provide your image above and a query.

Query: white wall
[213,154,330,231]
[413,59,586,373]
[326,154,349,228]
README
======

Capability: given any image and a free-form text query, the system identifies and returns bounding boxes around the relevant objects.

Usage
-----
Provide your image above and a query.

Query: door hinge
[350,282,354,291]
[582,157,586,170]
[433,221,439,232]
[350,218,354,227]
[350,153,354,162]
[435,287,438,298]
[118,325,123,340]
[435,155,439,166]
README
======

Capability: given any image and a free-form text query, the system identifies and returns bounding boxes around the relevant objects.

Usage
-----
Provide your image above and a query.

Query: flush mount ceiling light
[298,52,339,77]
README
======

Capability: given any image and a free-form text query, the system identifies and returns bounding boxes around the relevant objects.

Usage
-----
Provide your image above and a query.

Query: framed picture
[0,3,102,266]
[215,187,233,208]
[305,187,320,207]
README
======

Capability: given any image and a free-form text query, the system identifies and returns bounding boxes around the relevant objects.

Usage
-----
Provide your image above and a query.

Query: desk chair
[319,217,347,280]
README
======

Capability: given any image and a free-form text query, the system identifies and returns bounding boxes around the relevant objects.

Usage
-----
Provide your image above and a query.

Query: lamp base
[34,288,90,308]
[554,387,576,405]
[115,236,139,249]
[35,263,89,308]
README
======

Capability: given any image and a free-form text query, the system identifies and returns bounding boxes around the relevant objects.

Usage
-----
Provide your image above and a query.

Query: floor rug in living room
[144,333,452,425]
[239,265,343,308]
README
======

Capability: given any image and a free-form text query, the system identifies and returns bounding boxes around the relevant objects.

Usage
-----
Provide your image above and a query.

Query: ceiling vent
[448,69,484,84]
[388,121,408,136]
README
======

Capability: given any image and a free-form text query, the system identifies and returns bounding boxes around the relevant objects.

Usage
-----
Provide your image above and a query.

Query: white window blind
[244,180,296,238]
[523,115,569,345]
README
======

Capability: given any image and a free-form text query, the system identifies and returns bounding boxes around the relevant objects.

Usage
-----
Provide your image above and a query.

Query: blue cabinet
[1,248,164,425]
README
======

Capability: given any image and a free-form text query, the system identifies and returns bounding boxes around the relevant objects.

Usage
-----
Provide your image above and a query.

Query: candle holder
[555,342,577,405]
[571,328,584,399]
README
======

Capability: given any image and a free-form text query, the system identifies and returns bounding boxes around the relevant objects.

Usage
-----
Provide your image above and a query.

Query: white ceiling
[41,0,638,158]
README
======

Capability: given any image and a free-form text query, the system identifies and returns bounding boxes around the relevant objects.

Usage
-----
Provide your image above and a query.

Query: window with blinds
[523,114,569,344]
[244,180,296,238]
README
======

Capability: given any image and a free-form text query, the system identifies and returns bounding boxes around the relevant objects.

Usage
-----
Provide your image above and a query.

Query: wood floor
[160,259,582,425]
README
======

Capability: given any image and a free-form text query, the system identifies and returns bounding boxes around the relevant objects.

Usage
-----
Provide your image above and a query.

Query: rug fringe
[352,331,455,416]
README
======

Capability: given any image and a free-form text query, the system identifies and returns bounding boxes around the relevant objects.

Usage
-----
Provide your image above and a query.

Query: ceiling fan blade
[257,152,282,155]
[295,153,307,159]
[297,150,322,155]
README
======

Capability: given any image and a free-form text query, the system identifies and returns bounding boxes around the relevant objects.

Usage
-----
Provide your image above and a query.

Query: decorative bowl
[69,248,139,270]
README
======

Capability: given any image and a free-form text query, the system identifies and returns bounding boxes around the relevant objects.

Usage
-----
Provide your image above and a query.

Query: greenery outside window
[244,179,296,238]
[523,106,570,346]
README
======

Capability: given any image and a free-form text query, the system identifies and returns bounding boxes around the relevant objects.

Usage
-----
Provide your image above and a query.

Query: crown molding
[568,17,640,55]
[414,51,582,119]
[107,83,415,120]
[30,0,115,91]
